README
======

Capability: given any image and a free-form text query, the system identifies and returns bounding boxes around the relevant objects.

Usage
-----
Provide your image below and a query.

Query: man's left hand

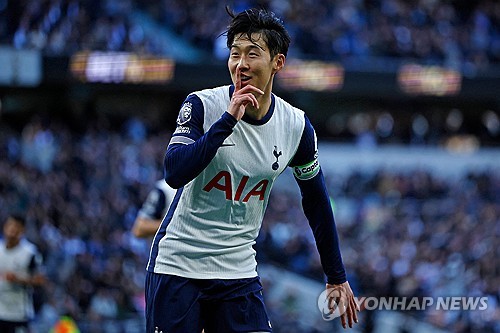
[326,281,360,329]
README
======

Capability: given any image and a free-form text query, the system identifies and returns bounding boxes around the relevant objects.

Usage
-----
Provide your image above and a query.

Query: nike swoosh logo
[221,143,235,147]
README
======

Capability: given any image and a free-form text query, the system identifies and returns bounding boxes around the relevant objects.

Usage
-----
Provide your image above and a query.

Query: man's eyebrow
[230,43,266,52]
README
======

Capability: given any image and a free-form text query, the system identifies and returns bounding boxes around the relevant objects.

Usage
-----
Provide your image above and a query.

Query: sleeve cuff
[222,112,238,128]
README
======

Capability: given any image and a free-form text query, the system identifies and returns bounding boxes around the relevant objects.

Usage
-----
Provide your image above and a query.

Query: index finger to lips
[235,66,241,91]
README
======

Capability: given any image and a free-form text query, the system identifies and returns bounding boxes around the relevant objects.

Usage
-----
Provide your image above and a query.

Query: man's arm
[132,182,174,238]
[164,78,263,189]
[290,116,346,283]
[5,253,46,287]
[290,115,359,328]
[5,271,46,286]
[132,217,161,238]
[294,169,346,284]
[163,94,237,189]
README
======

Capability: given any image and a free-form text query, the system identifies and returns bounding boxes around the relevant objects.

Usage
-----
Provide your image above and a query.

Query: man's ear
[273,54,286,74]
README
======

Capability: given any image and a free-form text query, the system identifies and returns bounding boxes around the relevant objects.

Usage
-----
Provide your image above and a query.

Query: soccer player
[132,179,176,238]
[0,214,46,333]
[146,7,359,332]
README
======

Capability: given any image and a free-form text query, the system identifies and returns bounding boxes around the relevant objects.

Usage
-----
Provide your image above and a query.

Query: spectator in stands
[2,0,499,71]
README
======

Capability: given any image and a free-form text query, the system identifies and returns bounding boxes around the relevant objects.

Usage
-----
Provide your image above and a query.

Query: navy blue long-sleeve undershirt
[295,169,346,284]
[164,92,346,284]
[164,111,237,189]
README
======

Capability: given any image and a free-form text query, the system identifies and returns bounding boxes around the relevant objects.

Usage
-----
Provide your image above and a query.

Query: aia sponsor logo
[203,171,269,202]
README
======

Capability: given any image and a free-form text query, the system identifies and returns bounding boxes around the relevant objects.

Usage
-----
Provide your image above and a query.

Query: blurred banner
[0,46,42,87]
[70,51,175,84]
[398,64,462,96]
[277,60,344,92]
[36,54,500,102]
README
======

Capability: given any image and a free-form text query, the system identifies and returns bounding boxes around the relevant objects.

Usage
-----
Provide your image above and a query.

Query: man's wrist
[327,275,347,285]
[223,111,239,125]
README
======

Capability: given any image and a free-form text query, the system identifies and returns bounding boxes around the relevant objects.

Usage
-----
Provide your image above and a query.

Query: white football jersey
[150,86,305,279]
[0,239,40,321]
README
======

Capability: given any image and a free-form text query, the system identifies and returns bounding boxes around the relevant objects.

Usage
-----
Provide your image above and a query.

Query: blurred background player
[0,214,46,333]
[132,179,176,239]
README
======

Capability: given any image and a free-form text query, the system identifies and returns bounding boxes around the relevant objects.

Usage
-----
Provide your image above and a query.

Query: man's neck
[5,240,20,249]
[245,95,272,120]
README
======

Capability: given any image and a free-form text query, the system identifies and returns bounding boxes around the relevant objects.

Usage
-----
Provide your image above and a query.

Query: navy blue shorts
[145,272,272,333]
[0,320,28,333]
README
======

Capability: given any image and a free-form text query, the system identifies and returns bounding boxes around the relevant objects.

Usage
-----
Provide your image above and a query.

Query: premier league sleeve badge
[177,102,192,125]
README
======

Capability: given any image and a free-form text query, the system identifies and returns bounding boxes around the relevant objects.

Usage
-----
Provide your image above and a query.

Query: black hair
[9,214,26,227]
[224,7,291,58]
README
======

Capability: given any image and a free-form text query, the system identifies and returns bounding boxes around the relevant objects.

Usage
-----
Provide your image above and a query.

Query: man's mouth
[241,75,251,82]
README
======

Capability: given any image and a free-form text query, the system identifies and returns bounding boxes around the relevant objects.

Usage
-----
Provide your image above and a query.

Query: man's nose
[237,56,249,70]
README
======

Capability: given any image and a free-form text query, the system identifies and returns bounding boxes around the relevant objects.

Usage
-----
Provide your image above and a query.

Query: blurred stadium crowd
[148,0,500,71]
[1,0,500,71]
[0,0,499,332]
[0,115,499,332]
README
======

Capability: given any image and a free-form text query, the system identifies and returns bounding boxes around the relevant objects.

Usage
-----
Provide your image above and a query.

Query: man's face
[228,33,283,94]
[3,217,24,247]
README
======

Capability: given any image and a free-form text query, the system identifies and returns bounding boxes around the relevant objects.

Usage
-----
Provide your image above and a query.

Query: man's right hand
[227,66,264,121]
